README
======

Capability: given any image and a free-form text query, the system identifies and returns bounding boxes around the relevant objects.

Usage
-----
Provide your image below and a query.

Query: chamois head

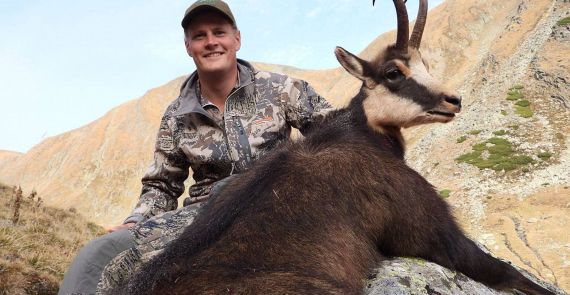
[336,0,461,132]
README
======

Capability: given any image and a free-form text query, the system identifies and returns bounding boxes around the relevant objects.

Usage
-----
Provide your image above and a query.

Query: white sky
[0,0,442,153]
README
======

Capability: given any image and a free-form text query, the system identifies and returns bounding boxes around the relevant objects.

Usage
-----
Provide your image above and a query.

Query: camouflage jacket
[124,60,333,224]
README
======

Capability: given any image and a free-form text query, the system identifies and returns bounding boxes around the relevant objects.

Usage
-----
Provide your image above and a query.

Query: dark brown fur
[111,92,553,294]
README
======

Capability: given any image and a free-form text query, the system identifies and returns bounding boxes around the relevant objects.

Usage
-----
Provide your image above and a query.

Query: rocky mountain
[0,0,568,292]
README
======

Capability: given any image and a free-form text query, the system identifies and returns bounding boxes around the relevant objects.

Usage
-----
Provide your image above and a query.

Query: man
[58,1,333,294]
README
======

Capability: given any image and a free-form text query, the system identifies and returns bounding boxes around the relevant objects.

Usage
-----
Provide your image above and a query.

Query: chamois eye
[385,69,404,81]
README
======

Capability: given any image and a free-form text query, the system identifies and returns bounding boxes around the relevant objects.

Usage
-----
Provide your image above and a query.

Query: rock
[364,257,566,295]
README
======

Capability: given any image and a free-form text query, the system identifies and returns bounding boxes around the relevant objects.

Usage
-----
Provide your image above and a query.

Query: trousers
[59,177,229,294]
[58,229,135,295]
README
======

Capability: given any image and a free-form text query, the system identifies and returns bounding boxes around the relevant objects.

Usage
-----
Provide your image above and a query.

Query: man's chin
[198,61,236,75]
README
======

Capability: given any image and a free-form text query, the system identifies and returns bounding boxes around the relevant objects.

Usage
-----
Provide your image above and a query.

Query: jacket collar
[173,59,256,117]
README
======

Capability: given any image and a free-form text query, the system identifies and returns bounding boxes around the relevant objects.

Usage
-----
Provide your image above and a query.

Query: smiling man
[183,2,241,113]
[58,1,333,294]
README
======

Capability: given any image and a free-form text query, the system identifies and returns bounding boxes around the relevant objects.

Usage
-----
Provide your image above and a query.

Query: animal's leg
[380,212,553,295]
[442,235,554,295]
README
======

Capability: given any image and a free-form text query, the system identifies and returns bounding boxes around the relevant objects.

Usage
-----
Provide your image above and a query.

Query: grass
[506,90,523,101]
[558,17,570,26]
[456,137,535,171]
[439,189,451,198]
[0,182,105,294]
[493,130,508,136]
[468,130,482,135]
[537,152,552,160]
[456,136,468,143]
[515,105,533,118]
[505,85,533,118]
[515,100,530,107]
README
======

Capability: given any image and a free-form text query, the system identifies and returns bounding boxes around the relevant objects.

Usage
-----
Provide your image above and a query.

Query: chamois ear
[334,46,377,89]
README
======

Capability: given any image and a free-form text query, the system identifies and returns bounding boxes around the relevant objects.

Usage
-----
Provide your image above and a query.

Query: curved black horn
[393,0,409,52]
[410,0,428,48]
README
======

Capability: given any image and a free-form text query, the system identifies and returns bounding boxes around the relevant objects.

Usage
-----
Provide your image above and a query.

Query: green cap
[181,0,236,29]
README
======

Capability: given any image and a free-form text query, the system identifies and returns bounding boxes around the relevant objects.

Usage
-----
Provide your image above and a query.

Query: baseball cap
[181,0,236,29]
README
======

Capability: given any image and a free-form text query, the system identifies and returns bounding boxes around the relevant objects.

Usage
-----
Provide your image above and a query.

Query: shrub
[457,136,468,143]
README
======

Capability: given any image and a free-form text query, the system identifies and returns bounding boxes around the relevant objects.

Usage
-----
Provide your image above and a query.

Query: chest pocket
[180,125,227,165]
[250,116,280,139]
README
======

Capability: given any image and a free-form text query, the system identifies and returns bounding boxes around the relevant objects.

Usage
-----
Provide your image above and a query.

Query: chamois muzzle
[445,95,462,110]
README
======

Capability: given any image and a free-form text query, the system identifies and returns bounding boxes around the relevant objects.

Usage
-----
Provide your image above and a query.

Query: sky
[0,0,442,153]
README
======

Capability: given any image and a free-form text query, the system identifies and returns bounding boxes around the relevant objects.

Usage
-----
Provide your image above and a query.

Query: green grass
[506,90,524,101]
[558,17,570,26]
[439,189,451,198]
[493,130,508,136]
[456,137,535,171]
[468,130,482,135]
[500,110,507,116]
[457,136,468,143]
[504,86,533,118]
[515,100,530,107]
[515,105,533,118]
[537,152,552,160]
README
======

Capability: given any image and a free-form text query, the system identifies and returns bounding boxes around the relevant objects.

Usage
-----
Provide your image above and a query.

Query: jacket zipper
[222,80,253,175]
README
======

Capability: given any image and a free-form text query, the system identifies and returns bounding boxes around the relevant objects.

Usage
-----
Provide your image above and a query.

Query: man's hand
[107,222,136,233]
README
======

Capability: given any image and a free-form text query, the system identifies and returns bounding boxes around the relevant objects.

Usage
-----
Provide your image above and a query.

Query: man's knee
[59,229,135,295]
[75,229,134,263]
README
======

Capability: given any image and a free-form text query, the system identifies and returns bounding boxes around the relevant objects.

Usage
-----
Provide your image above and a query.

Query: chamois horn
[410,0,428,48]
[393,0,409,52]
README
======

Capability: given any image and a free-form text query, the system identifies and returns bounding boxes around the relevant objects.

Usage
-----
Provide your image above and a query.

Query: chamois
[111,0,554,294]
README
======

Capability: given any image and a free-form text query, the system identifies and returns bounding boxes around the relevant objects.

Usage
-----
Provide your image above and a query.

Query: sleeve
[282,78,335,135]
[123,107,190,224]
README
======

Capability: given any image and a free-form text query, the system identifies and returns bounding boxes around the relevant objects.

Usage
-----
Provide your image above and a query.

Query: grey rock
[364,257,566,295]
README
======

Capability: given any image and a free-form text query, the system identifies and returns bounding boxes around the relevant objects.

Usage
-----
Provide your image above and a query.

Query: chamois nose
[445,95,462,110]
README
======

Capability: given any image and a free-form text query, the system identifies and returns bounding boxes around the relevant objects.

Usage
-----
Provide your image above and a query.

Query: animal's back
[150,127,444,294]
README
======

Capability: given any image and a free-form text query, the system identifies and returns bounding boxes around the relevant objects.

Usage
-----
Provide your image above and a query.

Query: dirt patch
[454,186,570,293]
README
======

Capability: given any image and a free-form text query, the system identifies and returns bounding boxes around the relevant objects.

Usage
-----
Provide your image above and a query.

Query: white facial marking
[363,88,424,131]
[408,51,455,97]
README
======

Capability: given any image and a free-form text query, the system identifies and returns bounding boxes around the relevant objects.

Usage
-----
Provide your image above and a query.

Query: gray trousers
[58,203,203,295]
[59,181,227,294]
[58,229,135,295]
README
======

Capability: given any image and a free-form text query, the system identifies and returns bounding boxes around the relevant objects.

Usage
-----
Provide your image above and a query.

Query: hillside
[0,0,568,292]
[0,182,105,294]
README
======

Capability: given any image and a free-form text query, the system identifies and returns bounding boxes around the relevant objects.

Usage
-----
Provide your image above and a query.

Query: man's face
[185,11,241,76]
